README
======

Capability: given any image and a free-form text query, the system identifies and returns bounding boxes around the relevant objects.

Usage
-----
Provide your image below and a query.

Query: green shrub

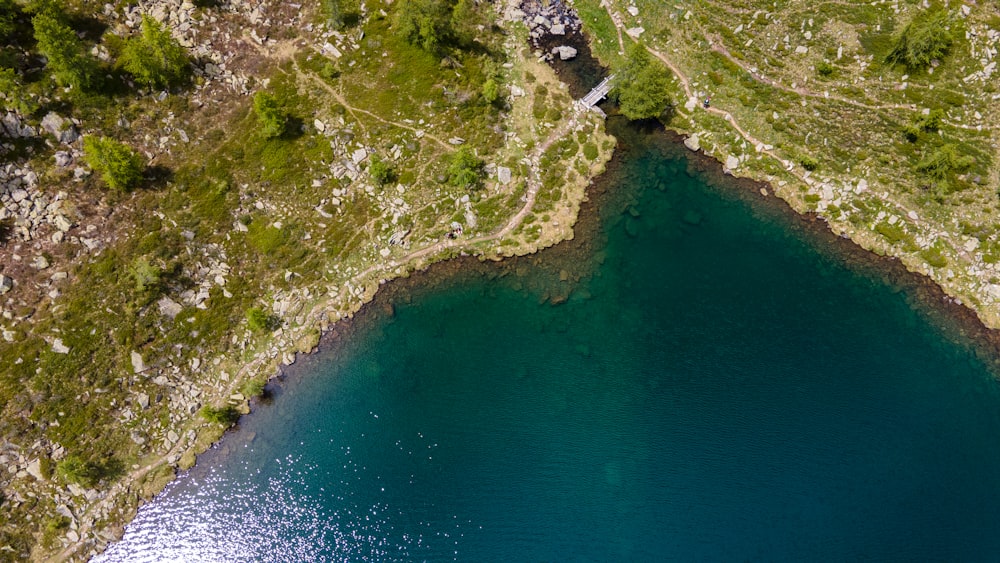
[32,13,99,90]
[0,0,19,39]
[119,15,191,89]
[82,136,145,191]
[246,306,279,331]
[816,61,835,77]
[368,154,395,185]
[320,62,340,80]
[918,109,944,132]
[920,247,948,268]
[582,142,598,161]
[55,456,100,488]
[875,221,913,245]
[199,405,240,426]
[241,377,266,397]
[482,78,499,104]
[798,155,819,171]
[886,7,955,70]
[394,0,451,53]
[253,91,288,139]
[0,68,37,114]
[130,258,162,294]
[321,0,344,29]
[447,146,484,189]
[916,143,974,180]
[38,456,53,480]
[247,221,288,255]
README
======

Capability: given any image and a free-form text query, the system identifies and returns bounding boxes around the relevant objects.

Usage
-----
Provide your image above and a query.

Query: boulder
[52,338,70,354]
[552,45,577,60]
[683,134,700,152]
[59,125,80,145]
[0,274,12,294]
[41,113,64,136]
[54,215,72,232]
[31,255,49,270]
[26,458,44,481]
[497,166,512,184]
[156,296,183,319]
[131,350,147,373]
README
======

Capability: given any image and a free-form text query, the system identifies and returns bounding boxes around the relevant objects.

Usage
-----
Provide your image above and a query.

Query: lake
[98,115,1000,562]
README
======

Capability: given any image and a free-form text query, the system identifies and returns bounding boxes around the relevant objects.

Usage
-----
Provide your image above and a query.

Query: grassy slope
[584,0,1000,324]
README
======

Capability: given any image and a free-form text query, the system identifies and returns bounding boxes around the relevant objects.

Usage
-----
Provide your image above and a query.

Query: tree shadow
[280,115,305,140]
[0,217,14,245]
[144,164,175,190]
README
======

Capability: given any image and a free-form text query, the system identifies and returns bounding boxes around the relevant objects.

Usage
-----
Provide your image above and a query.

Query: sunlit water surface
[98,121,1000,562]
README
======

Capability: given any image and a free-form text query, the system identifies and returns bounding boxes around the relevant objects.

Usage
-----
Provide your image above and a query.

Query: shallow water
[98,119,1000,562]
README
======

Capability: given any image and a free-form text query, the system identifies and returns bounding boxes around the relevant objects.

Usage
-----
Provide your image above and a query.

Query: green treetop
[886,6,956,71]
[32,13,98,90]
[447,146,484,189]
[83,136,145,191]
[253,91,288,139]
[613,42,672,121]
[119,15,191,90]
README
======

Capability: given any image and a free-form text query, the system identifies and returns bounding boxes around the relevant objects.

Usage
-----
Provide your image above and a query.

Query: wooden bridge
[578,74,615,113]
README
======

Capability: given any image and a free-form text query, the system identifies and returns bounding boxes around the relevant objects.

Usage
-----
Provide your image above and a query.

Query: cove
[98,116,1000,561]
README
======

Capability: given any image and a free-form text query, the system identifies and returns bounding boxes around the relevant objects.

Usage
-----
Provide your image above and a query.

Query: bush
[131,258,162,294]
[918,109,944,132]
[0,0,20,39]
[482,78,499,105]
[119,15,191,89]
[55,456,100,488]
[246,306,279,331]
[0,68,37,114]
[199,405,240,426]
[903,109,944,141]
[82,136,145,191]
[447,146,484,189]
[394,0,451,53]
[582,142,598,161]
[368,154,395,185]
[240,377,266,397]
[33,13,99,90]
[798,155,819,171]
[920,246,948,268]
[253,91,288,139]
[816,61,835,77]
[886,7,955,70]
[321,0,344,29]
[916,143,973,180]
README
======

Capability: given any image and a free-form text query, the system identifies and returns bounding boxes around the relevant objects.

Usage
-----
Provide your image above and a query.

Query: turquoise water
[99,120,1000,561]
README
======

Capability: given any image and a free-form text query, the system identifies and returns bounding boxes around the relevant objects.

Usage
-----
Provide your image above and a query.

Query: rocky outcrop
[0,164,77,244]
[511,0,582,46]
[0,112,36,139]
